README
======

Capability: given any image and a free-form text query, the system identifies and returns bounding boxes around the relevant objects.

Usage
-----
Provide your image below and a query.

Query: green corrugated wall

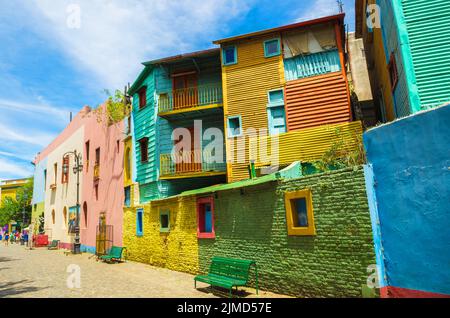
[401,0,450,109]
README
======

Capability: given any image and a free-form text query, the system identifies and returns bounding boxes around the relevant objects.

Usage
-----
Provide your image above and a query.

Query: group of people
[0,230,28,246]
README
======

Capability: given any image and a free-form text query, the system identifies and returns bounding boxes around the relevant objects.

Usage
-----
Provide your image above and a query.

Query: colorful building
[32,104,124,252]
[213,14,361,182]
[363,104,450,298]
[0,178,30,205]
[356,0,450,120]
[128,49,226,203]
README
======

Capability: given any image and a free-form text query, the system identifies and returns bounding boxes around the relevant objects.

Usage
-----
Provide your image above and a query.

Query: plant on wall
[91,89,131,125]
[311,127,366,173]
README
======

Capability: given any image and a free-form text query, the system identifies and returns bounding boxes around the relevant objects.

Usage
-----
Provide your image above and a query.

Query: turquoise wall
[364,104,450,296]
[399,0,450,110]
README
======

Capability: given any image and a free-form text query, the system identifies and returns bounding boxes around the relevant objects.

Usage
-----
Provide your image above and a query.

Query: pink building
[80,108,124,253]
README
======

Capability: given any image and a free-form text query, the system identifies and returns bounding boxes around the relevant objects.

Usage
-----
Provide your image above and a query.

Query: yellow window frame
[284,189,316,236]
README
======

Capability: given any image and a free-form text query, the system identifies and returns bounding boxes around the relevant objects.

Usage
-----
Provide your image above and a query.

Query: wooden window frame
[139,137,149,163]
[227,115,242,138]
[138,86,147,109]
[136,208,144,237]
[264,38,281,58]
[61,156,69,184]
[159,209,170,233]
[284,189,316,236]
[388,53,399,92]
[197,197,215,239]
[222,45,237,66]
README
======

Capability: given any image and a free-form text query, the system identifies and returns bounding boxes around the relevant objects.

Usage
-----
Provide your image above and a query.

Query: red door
[173,74,198,109]
[174,127,202,173]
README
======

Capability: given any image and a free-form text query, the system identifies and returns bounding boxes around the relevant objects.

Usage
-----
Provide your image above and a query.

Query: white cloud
[0,158,33,180]
[22,0,252,90]
[0,122,56,147]
[296,0,340,22]
[0,98,72,121]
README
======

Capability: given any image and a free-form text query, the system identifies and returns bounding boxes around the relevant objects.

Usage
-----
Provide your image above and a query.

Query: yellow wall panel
[222,33,285,182]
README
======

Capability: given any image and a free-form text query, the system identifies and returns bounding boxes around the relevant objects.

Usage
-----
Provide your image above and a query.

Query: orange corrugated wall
[285,71,352,130]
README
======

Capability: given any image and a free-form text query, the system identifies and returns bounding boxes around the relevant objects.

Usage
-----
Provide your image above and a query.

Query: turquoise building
[128,49,226,203]
[357,0,450,119]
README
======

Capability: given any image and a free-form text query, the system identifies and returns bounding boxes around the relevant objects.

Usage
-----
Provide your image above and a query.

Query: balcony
[160,150,226,179]
[158,84,223,115]
[93,164,100,183]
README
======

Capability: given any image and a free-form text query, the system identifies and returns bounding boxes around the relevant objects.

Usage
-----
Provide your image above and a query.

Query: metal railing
[158,84,223,113]
[160,150,226,177]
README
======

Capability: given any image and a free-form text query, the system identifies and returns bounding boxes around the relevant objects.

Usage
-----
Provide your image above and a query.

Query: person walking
[4,232,9,246]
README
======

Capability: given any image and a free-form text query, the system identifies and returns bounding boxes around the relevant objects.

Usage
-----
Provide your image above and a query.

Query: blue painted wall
[31,157,48,204]
[363,104,450,295]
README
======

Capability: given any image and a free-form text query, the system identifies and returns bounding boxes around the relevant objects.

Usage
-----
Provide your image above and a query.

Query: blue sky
[0,0,355,181]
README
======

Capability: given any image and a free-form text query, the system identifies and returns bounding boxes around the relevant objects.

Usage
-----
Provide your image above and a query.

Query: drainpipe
[248,160,257,179]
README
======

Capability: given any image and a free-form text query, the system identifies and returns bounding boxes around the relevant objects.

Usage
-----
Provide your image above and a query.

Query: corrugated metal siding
[285,72,351,130]
[284,49,341,81]
[402,0,450,109]
[249,121,363,166]
[133,70,159,186]
[221,33,285,182]
[379,0,411,118]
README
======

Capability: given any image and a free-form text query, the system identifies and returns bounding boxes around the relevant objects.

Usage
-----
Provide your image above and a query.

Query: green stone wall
[198,167,377,297]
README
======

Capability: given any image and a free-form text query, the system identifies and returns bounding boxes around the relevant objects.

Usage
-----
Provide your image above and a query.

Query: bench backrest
[52,240,59,245]
[109,246,124,258]
[209,257,255,282]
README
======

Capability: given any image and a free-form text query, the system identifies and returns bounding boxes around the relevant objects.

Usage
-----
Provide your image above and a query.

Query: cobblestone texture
[0,244,287,298]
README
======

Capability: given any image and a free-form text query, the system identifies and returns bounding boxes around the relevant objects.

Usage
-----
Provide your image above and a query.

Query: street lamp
[63,149,83,254]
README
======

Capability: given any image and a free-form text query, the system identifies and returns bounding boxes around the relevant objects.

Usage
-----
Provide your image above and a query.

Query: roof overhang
[213,13,345,45]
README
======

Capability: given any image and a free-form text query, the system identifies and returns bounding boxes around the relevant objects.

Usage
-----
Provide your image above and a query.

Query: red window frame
[388,53,399,92]
[197,196,215,239]
[138,86,147,109]
[61,156,69,184]
[139,137,149,163]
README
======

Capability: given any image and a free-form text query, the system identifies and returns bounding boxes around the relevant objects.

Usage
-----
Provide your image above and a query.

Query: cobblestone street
[0,244,287,298]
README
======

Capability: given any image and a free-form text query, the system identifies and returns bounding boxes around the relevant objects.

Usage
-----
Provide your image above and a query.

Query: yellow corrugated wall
[122,196,199,274]
[221,33,286,182]
[249,121,363,166]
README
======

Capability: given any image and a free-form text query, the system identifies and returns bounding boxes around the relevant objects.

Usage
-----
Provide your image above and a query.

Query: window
[264,38,281,58]
[95,147,100,165]
[388,53,398,92]
[222,45,237,65]
[136,208,144,236]
[160,210,170,233]
[227,116,242,138]
[83,202,88,229]
[139,137,149,162]
[43,169,47,189]
[53,163,57,186]
[61,156,69,184]
[51,210,55,224]
[138,86,147,109]
[117,140,120,153]
[124,186,131,207]
[284,190,316,236]
[85,141,90,171]
[197,197,215,238]
[267,89,286,135]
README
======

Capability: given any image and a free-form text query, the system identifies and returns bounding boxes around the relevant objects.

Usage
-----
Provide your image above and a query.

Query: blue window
[136,208,143,236]
[124,186,131,207]
[222,46,237,65]
[227,116,242,138]
[267,89,286,135]
[292,198,308,227]
[264,39,281,58]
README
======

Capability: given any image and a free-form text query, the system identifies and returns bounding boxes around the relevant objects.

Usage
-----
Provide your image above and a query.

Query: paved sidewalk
[0,244,288,298]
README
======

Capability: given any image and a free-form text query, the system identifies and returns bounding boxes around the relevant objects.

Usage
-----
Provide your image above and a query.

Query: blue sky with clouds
[0,0,355,181]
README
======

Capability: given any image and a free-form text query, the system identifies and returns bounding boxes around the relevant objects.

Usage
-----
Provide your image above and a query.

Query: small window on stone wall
[160,210,170,233]
[284,189,316,236]
[136,208,144,237]
[197,197,215,239]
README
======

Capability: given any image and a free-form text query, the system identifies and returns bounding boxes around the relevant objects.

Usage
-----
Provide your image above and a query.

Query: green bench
[99,246,125,263]
[47,240,60,250]
[194,257,258,297]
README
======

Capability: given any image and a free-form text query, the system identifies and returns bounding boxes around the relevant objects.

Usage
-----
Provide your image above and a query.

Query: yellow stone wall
[123,196,199,274]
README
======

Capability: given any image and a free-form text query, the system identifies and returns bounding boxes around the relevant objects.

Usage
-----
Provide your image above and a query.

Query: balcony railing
[158,84,223,113]
[93,164,100,182]
[160,150,226,177]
